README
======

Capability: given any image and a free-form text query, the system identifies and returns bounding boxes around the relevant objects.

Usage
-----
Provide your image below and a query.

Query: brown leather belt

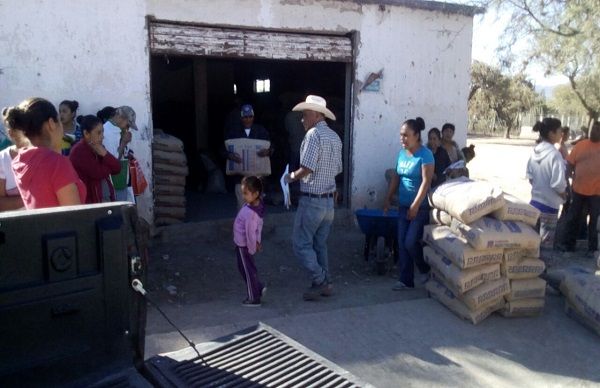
[302,192,335,198]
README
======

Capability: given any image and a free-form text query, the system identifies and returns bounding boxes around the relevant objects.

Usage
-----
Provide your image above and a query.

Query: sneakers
[261,286,268,298]
[303,282,333,301]
[242,299,261,307]
[392,281,414,291]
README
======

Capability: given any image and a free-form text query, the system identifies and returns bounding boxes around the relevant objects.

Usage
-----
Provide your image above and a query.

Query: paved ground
[467,137,535,201]
[145,137,600,387]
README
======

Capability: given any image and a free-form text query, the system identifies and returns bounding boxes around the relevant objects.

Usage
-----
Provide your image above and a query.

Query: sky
[448,1,569,88]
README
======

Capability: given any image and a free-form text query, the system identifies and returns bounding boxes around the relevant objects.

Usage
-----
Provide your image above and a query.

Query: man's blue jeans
[397,205,430,287]
[292,196,335,285]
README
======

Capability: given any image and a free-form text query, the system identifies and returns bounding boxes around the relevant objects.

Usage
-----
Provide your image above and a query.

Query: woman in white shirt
[0,114,30,210]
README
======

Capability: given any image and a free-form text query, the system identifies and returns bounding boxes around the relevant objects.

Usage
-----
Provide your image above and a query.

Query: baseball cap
[241,104,254,118]
[116,106,138,130]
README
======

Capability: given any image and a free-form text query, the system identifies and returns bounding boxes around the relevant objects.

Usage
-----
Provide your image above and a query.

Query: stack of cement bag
[152,130,188,226]
[424,177,544,324]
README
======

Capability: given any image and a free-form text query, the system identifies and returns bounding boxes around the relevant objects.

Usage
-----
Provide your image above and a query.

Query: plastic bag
[128,154,148,195]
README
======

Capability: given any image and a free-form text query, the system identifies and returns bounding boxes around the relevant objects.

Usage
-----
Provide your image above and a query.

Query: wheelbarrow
[355,208,399,275]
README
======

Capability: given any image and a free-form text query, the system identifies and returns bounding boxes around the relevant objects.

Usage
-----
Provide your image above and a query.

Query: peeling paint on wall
[149,22,353,62]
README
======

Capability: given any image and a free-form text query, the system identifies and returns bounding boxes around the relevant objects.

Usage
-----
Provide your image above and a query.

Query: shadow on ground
[145,207,600,387]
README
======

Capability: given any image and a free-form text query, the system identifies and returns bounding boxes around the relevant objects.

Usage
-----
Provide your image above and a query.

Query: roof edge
[353,0,485,17]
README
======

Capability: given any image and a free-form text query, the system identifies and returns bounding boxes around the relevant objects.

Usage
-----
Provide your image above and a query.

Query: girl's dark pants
[235,246,263,302]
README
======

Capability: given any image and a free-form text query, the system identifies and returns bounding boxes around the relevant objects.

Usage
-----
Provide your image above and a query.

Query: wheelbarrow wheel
[375,237,386,275]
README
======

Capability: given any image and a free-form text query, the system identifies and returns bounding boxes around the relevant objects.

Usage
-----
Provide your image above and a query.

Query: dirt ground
[145,209,419,337]
[144,136,599,357]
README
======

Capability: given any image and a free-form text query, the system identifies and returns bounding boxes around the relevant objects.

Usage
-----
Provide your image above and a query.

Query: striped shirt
[299,120,342,194]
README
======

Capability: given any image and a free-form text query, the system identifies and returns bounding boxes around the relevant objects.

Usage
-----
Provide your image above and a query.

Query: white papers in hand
[280,164,291,210]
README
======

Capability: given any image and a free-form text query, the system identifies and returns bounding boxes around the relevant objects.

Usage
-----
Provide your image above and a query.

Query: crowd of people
[376,115,600,292]
[0,97,138,211]
[527,120,600,255]
[233,95,342,305]
[231,98,480,304]
[2,95,597,306]
[234,103,600,306]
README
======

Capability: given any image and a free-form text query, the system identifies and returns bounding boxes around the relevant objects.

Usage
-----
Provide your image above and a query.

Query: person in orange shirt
[558,122,600,254]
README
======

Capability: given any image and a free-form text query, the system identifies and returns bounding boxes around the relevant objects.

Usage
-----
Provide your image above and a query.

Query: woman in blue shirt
[384,117,434,289]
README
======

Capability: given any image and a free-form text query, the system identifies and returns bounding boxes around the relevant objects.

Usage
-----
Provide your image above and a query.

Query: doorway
[149,23,353,221]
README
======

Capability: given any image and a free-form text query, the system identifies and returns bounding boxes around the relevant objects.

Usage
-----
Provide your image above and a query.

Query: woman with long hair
[2,98,86,209]
[384,117,433,290]
[0,118,29,211]
[526,117,566,250]
[69,115,121,203]
[58,99,82,155]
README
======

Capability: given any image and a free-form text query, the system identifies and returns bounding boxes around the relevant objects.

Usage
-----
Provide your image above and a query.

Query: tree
[469,61,540,138]
[549,85,589,117]
[482,0,600,126]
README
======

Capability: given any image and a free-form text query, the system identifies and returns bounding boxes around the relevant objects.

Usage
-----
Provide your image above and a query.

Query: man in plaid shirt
[284,95,342,301]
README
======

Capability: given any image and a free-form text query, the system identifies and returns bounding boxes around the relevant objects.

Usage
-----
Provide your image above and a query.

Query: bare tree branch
[508,0,580,37]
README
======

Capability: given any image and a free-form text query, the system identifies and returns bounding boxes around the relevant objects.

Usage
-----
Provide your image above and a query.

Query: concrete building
[0,0,479,222]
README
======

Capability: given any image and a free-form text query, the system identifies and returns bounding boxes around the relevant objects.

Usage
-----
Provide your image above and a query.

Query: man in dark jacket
[223,104,273,207]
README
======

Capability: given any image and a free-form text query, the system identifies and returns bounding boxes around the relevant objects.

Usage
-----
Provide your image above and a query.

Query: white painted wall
[0,0,154,220]
[352,5,473,207]
[147,0,473,209]
[0,0,473,219]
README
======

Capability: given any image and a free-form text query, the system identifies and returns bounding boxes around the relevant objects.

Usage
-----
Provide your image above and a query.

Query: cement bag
[501,258,545,279]
[153,149,187,166]
[430,177,505,224]
[504,247,540,263]
[154,206,186,219]
[154,184,185,196]
[506,278,546,301]
[155,195,186,207]
[499,298,545,317]
[225,138,271,176]
[429,208,453,226]
[565,300,600,337]
[560,273,600,336]
[426,278,504,325]
[491,193,540,227]
[451,217,541,250]
[153,132,184,152]
[155,174,186,187]
[543,266,591,291]
[154,163,189,177]
[423,225,503,269]
[462,277,510,311]
[424,246,500,294]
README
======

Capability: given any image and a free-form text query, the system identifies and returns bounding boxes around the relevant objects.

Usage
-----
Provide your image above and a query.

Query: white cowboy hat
[292,95,336,121]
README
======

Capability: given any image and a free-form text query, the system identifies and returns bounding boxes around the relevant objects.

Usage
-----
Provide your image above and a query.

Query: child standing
[233,176,266,307]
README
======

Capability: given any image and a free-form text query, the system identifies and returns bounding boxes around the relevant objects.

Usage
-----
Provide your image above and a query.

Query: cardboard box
[225,138,271,176]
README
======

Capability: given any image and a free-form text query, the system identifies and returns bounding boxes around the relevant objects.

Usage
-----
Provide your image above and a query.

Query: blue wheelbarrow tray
[355,208,400,275]
[355,208,399,237]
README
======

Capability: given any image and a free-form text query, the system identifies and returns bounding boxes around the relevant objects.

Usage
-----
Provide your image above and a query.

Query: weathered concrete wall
[351,5,472,207]
[148,0,472,209]
[0,0,472,219]
[0,0,154,220]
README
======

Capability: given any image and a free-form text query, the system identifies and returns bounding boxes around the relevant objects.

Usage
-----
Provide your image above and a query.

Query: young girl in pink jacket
[233,176,266,307]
